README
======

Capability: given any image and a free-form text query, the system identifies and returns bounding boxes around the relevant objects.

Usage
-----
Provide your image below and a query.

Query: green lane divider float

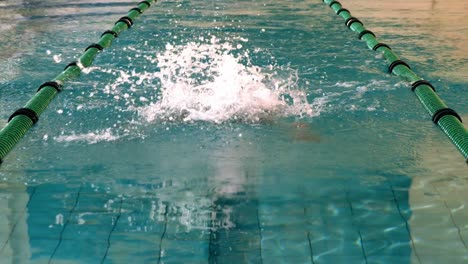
[0,0,156,165]
[322,0,468,164]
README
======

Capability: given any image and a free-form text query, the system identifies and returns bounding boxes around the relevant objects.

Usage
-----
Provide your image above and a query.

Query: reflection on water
[409,135,468,264]
[1,124,418,263]
[207,132,264,263]
[341,0,468,81]
[0,0,467,263]
[0,182,31,263]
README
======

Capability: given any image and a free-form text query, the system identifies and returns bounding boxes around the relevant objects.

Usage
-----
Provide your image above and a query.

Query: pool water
[0,0,467,263]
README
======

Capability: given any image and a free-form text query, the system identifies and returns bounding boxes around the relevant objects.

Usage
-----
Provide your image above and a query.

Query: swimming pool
[1,0,467,263]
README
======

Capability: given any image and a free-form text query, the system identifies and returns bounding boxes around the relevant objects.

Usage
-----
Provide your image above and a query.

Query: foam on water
[138,36,320,123]
[53,128,119,144]
[54,36,325,143]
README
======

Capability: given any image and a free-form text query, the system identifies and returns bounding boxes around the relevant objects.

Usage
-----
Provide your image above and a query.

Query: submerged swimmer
[147,90,321,143]
[287,121,321,142]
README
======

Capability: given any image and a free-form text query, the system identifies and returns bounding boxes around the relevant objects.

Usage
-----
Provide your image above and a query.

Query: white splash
[54,128,119,144]
[137,36,319,123]
[53,54,62,63]
[52,36,325,145]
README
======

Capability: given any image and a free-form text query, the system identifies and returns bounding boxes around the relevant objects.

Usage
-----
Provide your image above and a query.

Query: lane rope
[322,0,468,164]
[0,0,157,165]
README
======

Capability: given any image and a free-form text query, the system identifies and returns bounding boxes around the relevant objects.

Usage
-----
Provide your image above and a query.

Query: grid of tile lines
[2,181,468,262]
[307,231,316,264]
[157,204,168,264]
[48,185,83,264]
[431,184,468,250]
[390,184,422,264]
[256,201,264,264]
[208,199,264,263]
[208,202,227,263]
[100,197,123,264]
[304,206,316,264]
[345,191,368,264]
[208,213,216,263]
[357,230,367,263]
[0,187,37,253]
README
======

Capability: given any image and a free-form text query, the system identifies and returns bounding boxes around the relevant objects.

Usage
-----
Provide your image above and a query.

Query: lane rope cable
[322,0,468,164]
[0,0,157,165]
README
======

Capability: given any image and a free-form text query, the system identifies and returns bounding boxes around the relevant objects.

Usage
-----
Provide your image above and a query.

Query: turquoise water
[0,0,467,263]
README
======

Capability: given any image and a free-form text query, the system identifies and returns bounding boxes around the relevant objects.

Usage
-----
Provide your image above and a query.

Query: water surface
[0,0,467,263]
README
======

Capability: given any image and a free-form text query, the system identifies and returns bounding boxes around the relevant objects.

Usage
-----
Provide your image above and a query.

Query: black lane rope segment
[84,43,104,52]
[64,61,79,71]
[432,108,463,124]
[388,60,411,73]
[8,108,39,125]
[101,30,118,38]
[358,30,376,40]
[37,81,63,93]
[329,1,341,7]
[345,17,363,28]
[372,43,392,51]
[130,7,143,14]
[411,80,436,92]
[336,8,349,15]
[139,0,151,7]
[115,16,133,28]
